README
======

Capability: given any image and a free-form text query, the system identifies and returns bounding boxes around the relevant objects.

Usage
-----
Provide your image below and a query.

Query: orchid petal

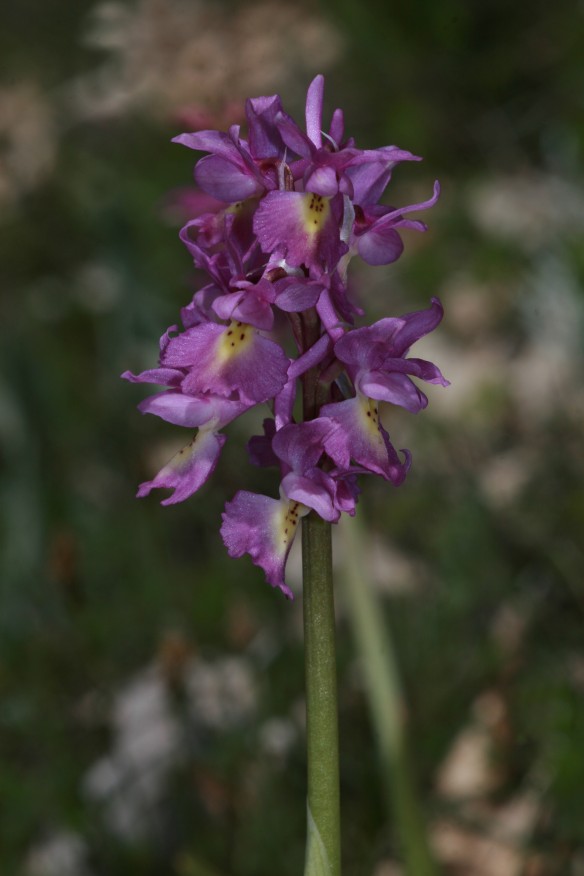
[194,154,263,202]
[221,491,307,597]
[305,74,324,148]
[138,430,226,505]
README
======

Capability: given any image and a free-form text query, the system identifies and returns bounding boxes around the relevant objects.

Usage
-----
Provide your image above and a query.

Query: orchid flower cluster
[123,75,448,598]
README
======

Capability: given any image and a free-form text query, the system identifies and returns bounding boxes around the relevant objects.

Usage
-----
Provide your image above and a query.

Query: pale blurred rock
[445,274,502,338]
[25,831,90,876]
[84,656,257,839]
[436,724,499,800]
[259,716,297,758]
[373,861,404,876]
[68,0,343,120]
[432,818,521,876]
[467,174,584,252]
[0,82,57,213]
[334,519,422,597]
[185,656,257,729]
[437,691,507,800]
[490,601,530,656]
[433,792,538,875]
[479,449,534,509]
[414,337,508,422]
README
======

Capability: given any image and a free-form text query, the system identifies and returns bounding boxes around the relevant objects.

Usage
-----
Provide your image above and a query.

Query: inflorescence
[123,75,448,598]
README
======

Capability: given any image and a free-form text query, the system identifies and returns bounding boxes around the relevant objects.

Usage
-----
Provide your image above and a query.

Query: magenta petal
[328,108,344,146]
[358,371,428,413]
[221,491,302,598]
[274,277,323,312]
[274,377,296,430]
[357,225,404,266]
[254,191,345,272]
[172,130,240,159]
[334,325,399,370]
[334,299,444,364]
[377,356,450,386]
[162,322,224,368]
[163,322,288,403]
[305,74,324,148]
[138,391,215,426]
[334,474,360,516]
[288,334,332,381]
[304,163,338,197]
[248,418,278,468]
[138,391,248,428]
[346,147,420,206]
[195,155,263,202]
[281,470,339,522]
[253,192,310,264]
[391,297,445,356]
[138,431,226,505]
[245,94,286,159]
[275,113,314,158]
[321,396,409,484]
[212,331,289,403]
[211,291,246,322]
[122,368,183,387]
[214,292,274,331]
[272,419,334,474]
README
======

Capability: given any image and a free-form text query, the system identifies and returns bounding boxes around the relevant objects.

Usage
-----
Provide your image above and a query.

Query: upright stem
[302,513,341,876]
[302,311,341,876]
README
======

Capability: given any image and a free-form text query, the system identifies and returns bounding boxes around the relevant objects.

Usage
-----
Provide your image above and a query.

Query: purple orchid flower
[333,297,450,412]
[126,73,447,596]
[321,394,411,484]
[160,318,289,405]
[123,365,250,504]
[273,420,342,523]
[221,419,348,596]
[253,189,347,274]
[352,180,441,266]
[221,491,306,598]
[172,127,268,203]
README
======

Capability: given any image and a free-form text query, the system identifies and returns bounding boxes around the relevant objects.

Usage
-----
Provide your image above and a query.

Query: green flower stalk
[303,513,340,876]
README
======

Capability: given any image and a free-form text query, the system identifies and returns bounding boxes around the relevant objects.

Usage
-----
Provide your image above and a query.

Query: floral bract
[124,74,448,597]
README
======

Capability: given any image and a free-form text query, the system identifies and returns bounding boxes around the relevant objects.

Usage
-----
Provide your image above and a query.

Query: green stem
[302,511,341,876]
[301,309,341,875]
[341,515,439,876]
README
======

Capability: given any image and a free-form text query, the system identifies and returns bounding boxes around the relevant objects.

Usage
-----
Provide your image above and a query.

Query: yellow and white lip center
[274,500,305,551]
[301,193,330,236]
[358,395,384,441]
[216,320,254,363]
[166,435,196,472]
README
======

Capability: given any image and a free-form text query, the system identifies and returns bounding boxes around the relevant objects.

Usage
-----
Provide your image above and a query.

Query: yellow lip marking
[216,320,254,363]
[359,395,384,441]
[273,500,304,550]
[302,193,330,236]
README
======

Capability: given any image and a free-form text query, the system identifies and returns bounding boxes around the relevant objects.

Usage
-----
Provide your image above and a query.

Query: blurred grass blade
[340,515,439,876]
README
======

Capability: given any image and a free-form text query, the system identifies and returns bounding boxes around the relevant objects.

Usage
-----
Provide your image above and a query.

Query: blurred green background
[1,1,583,874]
